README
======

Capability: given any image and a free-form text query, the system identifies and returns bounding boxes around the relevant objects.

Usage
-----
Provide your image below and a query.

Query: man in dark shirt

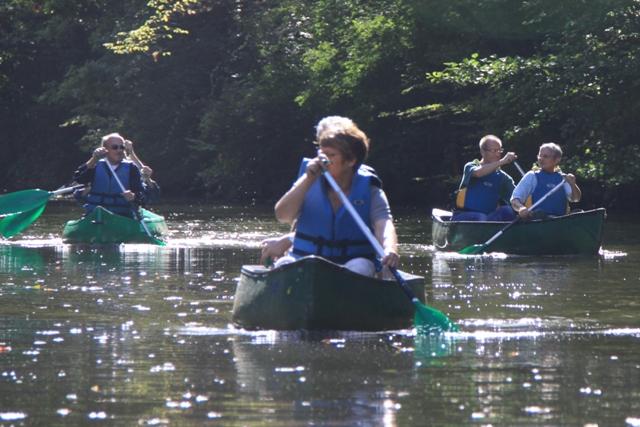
[73,133,145,217]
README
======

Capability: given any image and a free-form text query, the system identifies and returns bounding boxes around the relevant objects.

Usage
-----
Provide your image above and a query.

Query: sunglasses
[109,145,125,151]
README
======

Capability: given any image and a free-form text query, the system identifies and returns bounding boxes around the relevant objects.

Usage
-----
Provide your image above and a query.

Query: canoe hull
[232,256,425,331]
[432,208,606,255]
[62,206,168,244]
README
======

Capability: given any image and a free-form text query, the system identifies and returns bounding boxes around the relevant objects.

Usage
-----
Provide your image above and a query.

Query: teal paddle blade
[0,204,47,238]
[413,300,459,333]
[0,189,51,215]
[458,243,486,255]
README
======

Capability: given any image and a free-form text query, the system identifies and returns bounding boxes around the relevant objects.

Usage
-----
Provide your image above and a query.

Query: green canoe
[62,206,168,244]
[232,255,425,331]
[432,207,606,255]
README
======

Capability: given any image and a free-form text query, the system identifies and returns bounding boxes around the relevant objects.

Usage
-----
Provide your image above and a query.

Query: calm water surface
[1,202,639,426]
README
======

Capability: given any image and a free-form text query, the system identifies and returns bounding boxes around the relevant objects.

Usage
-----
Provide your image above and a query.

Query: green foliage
[415,0,640,188]
[1,0,639,208]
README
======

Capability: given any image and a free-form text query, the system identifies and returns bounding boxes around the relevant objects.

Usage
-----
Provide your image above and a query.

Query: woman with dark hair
[271,116,398,277]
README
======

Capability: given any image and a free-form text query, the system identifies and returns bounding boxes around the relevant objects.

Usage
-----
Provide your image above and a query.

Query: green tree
[412,0,640,205]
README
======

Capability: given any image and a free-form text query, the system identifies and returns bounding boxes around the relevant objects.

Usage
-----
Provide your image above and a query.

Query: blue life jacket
[292,159,380,263]
[84,159,134,216]
[457,169,505,214]
[531,170,567,216]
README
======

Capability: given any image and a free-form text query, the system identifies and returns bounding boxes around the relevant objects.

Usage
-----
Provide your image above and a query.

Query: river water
[1,202,639,426]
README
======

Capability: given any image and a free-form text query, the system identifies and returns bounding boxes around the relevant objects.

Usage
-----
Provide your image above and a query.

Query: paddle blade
[0,189,51,215]
[413,300,459,333]
[458,243,485,255]
[0,204,47,238]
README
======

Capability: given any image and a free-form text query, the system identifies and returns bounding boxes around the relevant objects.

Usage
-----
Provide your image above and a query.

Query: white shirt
[510,171,572,203]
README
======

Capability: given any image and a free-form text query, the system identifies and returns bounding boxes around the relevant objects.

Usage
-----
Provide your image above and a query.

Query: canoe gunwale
[240,255,422,282]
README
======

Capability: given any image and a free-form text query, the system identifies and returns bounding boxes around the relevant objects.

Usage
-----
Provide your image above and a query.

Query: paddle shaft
[481,178,567,248]
[320,168,418,302]
[513,161,526,177]
[51,184,85,196]
[106,163,155,238]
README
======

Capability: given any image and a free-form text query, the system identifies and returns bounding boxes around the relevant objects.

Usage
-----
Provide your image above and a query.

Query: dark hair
[317,121,370,166]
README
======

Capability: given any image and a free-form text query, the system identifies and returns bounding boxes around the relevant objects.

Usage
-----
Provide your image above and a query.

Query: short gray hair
[479,134,502,151]
[315,116,354,139]
[101,132,124,147]
[540,142,563,158]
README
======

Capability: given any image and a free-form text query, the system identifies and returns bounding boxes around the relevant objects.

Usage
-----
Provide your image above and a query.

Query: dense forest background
[2,0,639,210]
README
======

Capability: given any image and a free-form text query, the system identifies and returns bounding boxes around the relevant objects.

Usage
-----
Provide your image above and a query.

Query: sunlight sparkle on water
[0,412,27,421]
[627,417,640,427]
[601,249,627,259]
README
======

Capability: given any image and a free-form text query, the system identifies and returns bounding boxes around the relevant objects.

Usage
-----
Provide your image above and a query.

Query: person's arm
[499,171,516,204]
[260,233,294,264]
[124,139,155,184]
[370,188,399,268]
[374,218,399,268]
[472,152,518,178]
[74,148,105,184]
[73,163,95,184]
[563,173,582,203]
[127,164,146,205]
[274,157,324,224]
[124,139,144,168]
[79,146,108,173]
[510,172,536,219]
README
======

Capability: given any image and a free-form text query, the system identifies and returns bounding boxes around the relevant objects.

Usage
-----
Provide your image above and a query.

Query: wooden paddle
[106,163,166,246]
[459,178,566,254]
[319,162,458,332]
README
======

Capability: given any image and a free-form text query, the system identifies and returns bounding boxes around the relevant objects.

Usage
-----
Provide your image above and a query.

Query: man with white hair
[452,134,518,221]
[511,142,581,219]
[73,132,146,217]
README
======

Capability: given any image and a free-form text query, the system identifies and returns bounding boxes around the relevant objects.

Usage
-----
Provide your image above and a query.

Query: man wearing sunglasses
[452,134,518,221]
[73,132,146,217]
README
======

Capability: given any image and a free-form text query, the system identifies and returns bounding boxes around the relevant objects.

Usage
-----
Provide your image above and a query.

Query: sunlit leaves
[104,0,200,54]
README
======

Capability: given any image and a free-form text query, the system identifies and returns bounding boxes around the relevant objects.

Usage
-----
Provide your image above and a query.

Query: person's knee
[452,211,488,221]
[344,258,376,277]
[488,205,516,221]
[273,255,296,268]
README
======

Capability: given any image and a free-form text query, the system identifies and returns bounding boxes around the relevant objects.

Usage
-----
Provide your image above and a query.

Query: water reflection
[230,333,413,426]
[2,204,640,425]
[0,245,45,274]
